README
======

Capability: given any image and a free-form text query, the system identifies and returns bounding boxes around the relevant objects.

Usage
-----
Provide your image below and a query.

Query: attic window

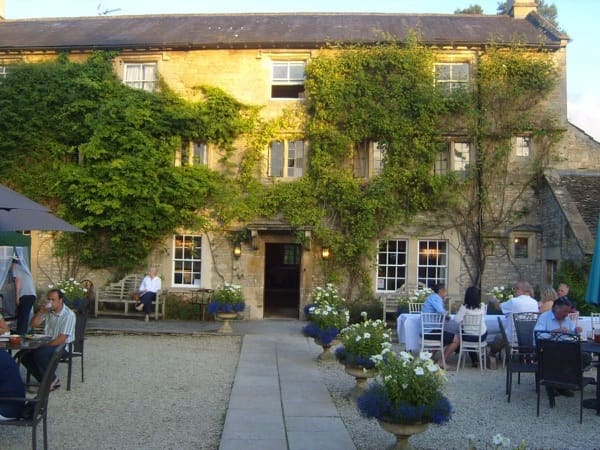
[434,63,470,94]
[123,62,157,92]
[271,61,305,99]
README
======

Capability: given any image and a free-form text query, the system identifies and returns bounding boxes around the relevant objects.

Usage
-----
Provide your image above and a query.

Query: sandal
[50,378,61,391]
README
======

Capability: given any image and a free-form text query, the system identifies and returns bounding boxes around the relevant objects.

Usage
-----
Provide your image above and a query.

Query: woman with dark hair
[453,286,488,368]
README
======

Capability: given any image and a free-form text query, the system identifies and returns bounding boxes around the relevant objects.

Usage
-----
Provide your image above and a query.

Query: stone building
[1,1,599,318]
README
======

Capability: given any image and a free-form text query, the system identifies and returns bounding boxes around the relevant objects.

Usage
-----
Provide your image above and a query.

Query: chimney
[509,0,538,19]
[0,0,5,20]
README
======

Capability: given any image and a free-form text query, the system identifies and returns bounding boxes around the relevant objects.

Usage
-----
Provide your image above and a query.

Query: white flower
[399,351,413,362]
[414,367,424,376]
[427,364,438,373]
[501,438,510,448]
[360,311,367,319]
[355,336,361,342]
[419,351,432,360]
[363,332,371,339]
[492,434,504,446]
[402,383,408,389]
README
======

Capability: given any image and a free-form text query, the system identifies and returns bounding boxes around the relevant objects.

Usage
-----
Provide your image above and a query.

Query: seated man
[135,267,161,322]
[534,297,585,405]
[421,283,458,369]
[21,289,75,392]
[0,350,25,420]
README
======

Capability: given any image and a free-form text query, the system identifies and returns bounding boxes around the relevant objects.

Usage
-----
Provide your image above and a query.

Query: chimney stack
[509,0,538,19]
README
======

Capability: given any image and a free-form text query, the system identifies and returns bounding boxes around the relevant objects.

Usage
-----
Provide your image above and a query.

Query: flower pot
[216,312,238,333]
[314,337,339,360]
[377,420,429,450]
[344,364,378,398]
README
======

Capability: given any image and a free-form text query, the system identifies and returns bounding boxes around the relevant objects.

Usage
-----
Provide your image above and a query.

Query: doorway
[264,243,301,318]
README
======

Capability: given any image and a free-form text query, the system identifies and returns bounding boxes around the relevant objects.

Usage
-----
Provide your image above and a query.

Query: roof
[0,12,566,52]
[560,173,600,238]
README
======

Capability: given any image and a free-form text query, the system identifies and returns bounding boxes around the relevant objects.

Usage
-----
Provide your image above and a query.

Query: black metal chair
[535,331,593,423]
[497,317,537,402]
[59,310,87,390]
[0,343,65,450]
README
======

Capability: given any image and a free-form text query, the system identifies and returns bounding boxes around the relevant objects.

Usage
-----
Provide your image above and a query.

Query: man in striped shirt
[21,289,75,391]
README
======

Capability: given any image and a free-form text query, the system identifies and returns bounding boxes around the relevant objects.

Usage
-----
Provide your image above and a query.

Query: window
[434,63,470,94]
[123,63,157,92]
[513,237,529,259]
[283,245,301,265]
[173,235,202,287]
[0,66,5,78]
[268,140,304,178]
[354,142,386,178]
[377,240,408,292]
[434,141,471,175]
[417,240,448,288]
[515,136,531,157]
[271,61,305,99]
[177,141,208,167]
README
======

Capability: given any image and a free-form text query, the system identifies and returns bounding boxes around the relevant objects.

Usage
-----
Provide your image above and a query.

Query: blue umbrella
[585,220,600,305]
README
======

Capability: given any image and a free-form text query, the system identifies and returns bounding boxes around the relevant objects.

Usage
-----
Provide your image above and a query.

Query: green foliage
[163,296,202,320]
[0,51,249,272]
[556,259,599,315]
[455,4,484,14]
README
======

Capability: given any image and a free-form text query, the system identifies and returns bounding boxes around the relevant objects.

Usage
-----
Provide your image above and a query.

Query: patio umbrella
[585,220,600,305]
[0,184,50,211]
[0,208,82,232]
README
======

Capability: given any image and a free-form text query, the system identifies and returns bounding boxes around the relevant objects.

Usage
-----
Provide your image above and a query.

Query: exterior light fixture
[233,243,242,258]
[321,247,330,260]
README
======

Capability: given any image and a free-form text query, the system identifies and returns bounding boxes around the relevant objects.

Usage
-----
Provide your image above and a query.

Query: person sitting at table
[421,283,457,369]
[20,289,75,392]
[452,286,488,368]
[0,350,26,420]
[135,267,162,323]
[538,286,558,314]
[534,296,585,405]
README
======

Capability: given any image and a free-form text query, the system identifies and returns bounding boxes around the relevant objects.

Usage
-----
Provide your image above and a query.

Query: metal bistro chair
[498,317,538,403]
[457,314,487,373]
[0,344,65,450]
[59,310,88,390]
[420,312,447,368]
[512,312,539,352]
[535,331,593,423]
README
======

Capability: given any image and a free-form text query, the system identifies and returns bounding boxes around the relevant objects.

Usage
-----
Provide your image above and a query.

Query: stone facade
[2,8,599,316]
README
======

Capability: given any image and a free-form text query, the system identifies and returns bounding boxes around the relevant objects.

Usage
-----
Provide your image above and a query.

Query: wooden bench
[95,274,164,320]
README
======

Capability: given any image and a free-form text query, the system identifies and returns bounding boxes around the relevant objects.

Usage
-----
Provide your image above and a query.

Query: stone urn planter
[377,420,429,450]
[216,312,238,333]
[314,337,340,360]
[344,364,378,398]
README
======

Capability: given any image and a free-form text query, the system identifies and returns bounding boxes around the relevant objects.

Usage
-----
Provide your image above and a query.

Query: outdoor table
[397,313,507,352]
[0,334,53,351]
[581,341,600,415]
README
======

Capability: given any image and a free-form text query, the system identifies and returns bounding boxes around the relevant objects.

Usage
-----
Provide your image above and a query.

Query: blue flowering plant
[357,351,452,425]
[207,282,245,314]
[302,284,349,345]
[335,312,393,369]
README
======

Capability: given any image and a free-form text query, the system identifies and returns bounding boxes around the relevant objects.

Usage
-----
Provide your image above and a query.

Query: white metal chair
[420,312,447,368]
[457,313,487,373]
[408,302,422,313]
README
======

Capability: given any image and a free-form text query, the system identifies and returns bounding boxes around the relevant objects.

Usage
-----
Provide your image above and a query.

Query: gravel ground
[2,334,241,450]
[2,333,600,450]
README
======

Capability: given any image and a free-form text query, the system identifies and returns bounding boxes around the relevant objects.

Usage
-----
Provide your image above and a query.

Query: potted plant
[49,278,88,313]
[357,351,452,449]
[335,312,393,395]
[207,282,245,333]
[302,283,349,359]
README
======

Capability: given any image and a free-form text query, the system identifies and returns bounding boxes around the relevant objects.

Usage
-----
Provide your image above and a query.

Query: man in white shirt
[135,268,161,322]
[489,281,538,368]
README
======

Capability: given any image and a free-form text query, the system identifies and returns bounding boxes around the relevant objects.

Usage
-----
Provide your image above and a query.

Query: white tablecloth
[397,313,596,352]
[397,313,508,352]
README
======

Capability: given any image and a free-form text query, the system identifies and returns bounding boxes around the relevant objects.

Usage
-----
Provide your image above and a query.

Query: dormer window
[271,61,305,99]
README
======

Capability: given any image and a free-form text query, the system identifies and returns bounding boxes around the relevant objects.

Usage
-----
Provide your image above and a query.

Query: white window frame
[417,240,448,288]
[435,141,471,175]
[376,239,408,292]
[176,141,208,167]
[123,62,157,92]
[434,62,470,94]
[268,139,304,178]
[354,141,385,178]
[515,136,531,157]
[0,66,5,78]
[172,235,202,287]
[271,61,306,99]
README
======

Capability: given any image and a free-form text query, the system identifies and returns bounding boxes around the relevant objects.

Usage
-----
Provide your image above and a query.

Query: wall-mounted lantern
[233,243,242,258]
[321,246,330,260]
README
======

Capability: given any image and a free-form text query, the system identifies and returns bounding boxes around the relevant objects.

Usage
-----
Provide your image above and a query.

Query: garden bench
[95,274,164,320]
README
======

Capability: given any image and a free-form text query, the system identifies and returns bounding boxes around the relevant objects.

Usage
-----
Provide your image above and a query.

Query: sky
[4,0,599,141]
